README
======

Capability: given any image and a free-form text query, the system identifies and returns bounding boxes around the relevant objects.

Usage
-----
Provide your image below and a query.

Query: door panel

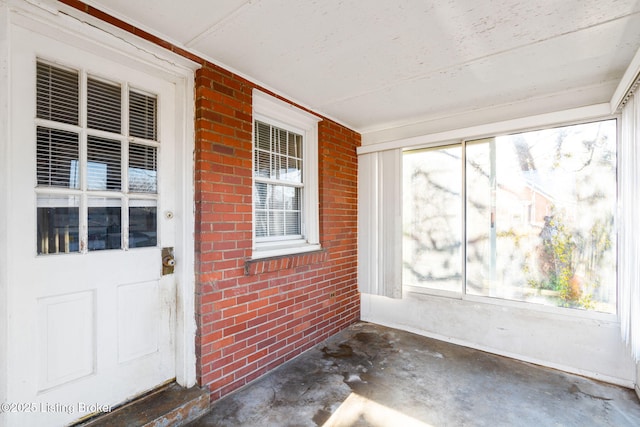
[37,291,95,391]
[117,280,161,362]
[7,25,177,426]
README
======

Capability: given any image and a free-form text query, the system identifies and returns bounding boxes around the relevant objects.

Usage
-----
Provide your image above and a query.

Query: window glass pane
[279,129,302,183]
[37,195,80,255]
[254,121,271,179]
[88,198,121,251]
[255,184,302,239]
[255,149,271,179]
[466,120,617,313]
[283,186,300,210]
[272,154,284,180]
[255,121,271,151]
[284,187,301,235]
[129,200,157,248]
[269,125,282,180]
[129,90,157,140]
[466,139,492,297]
[255,211,268,238]
[285,212,301,235]
[87,77,121,134]
[254,119,306,243]
[268,211,285,237]
[269,185,284,210]
[255,182,268,210]
[403,146,462,292]
[36,127,79,189]
[36,62,79,125]
[87,136,121,191]
[129,144,157,193]
[287,133,301,159]
[273,127,287,156]
[254,120,303,183]
[287,158,302,181]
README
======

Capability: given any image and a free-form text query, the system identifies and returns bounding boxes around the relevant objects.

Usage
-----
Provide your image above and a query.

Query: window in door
[36,60,159,255]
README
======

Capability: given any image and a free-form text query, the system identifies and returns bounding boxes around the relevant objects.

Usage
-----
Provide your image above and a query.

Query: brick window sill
[245,249,327,275]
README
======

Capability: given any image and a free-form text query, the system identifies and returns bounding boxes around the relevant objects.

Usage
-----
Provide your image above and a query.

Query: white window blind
[35,60,160,254]
[620,89,640,361]
[254,120,303,240]
[36,127,79,189]
[129,90,157,140]
[358,150,403,299]
[87,77,121,134]
[129,143,158,193]
[87,136,121,191]
[36,62,78,125]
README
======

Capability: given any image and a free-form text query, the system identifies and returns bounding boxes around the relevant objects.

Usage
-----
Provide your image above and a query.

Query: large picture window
[403,119,617,313]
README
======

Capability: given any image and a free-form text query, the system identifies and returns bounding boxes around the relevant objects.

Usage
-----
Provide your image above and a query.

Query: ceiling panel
[87,0,640,136]
[85,0,251,45]
[319,13,640,131]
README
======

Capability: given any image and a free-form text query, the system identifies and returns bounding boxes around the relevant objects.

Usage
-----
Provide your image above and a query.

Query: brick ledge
[245,250,327,275]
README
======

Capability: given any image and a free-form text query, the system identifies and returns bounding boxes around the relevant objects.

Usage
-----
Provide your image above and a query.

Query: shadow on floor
[188,322,640,427]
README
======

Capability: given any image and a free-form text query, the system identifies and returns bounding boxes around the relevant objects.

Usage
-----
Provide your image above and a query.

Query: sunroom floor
[188,321,640,427]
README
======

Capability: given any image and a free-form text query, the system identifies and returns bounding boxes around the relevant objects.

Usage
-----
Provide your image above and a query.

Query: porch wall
[194,63,361,400]
[61,0,361,403]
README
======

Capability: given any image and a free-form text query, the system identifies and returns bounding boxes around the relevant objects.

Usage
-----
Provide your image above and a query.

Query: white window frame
[358,104,621,322]
[405,116,620,321]
[252,90,321,259]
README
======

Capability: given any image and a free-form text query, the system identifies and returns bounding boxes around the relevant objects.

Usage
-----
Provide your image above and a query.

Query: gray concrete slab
[188,322,640,426]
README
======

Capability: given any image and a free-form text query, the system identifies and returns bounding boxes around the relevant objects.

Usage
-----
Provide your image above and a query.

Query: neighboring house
[1,1,640,426]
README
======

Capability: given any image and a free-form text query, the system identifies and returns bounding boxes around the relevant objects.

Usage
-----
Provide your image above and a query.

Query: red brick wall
[195,63,360,400]
[59,1,361,402]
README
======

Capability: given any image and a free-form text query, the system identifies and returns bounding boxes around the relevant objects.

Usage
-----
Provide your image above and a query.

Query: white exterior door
[4,20,182,427]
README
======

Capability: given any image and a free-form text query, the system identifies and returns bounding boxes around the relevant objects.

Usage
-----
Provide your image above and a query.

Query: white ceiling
[84,0,640,139]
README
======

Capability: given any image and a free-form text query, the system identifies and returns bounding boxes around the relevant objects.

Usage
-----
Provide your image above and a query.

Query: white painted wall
[0,3,9,420]
[361,84,617,146]
[362,293,635,386]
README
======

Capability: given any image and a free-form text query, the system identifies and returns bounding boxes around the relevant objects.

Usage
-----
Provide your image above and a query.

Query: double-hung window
[252,90,321,258]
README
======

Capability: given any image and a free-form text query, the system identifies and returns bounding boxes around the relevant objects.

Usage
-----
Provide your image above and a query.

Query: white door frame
[0,0,198,418]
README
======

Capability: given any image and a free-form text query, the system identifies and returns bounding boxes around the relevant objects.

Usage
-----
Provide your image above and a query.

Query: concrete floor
[188,322,640,427]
